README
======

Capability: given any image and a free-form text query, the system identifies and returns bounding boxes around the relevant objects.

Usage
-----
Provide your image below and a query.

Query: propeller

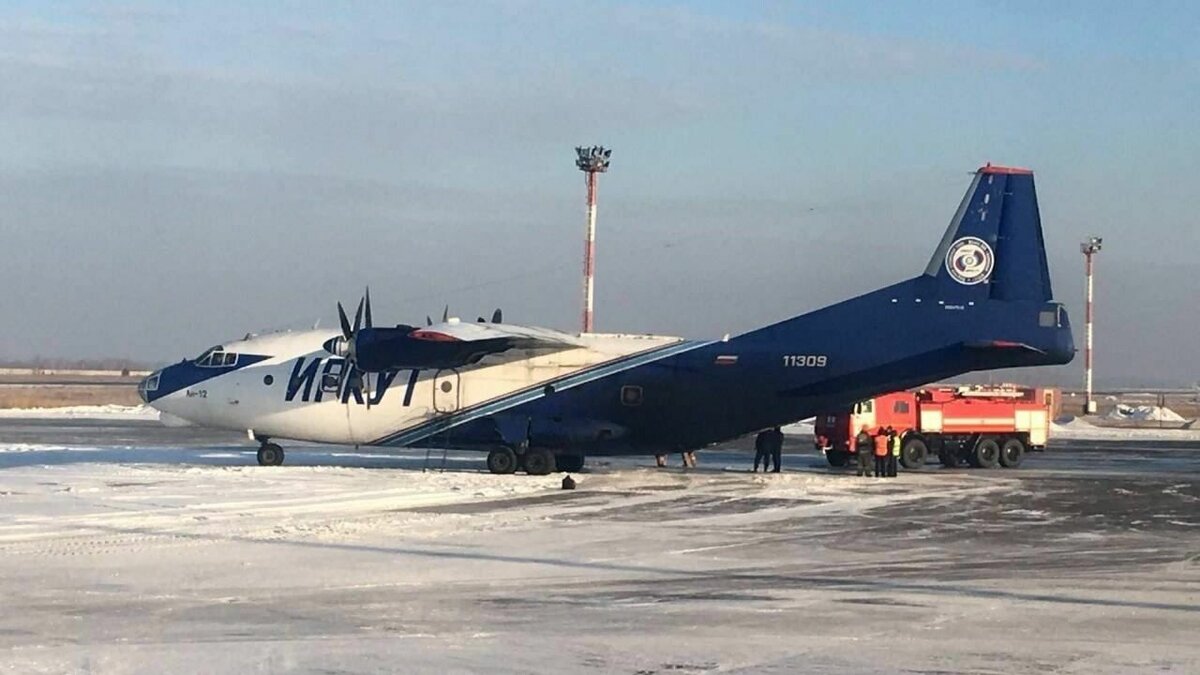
[476,309,503,324]
[335,288,375,406]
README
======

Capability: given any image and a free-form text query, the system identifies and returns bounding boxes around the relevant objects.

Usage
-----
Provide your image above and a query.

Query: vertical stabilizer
[923,164,1053,302]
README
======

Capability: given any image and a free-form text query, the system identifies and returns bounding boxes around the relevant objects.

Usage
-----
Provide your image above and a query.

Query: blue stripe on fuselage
[144,355,271,403]
[372,339,710,447]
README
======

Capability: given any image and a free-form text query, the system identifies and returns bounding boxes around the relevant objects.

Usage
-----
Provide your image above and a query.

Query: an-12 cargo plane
[140,165,1075,474]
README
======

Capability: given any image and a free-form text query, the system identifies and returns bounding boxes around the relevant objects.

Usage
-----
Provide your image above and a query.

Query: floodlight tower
[1081,236,1103,414]
[575,145,611,333]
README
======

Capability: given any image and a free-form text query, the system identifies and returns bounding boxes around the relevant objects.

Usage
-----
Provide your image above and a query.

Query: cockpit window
[195,347,239,368]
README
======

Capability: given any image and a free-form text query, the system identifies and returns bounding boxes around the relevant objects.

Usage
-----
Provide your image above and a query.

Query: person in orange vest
[854,425,873,477]
[873,428,889,478]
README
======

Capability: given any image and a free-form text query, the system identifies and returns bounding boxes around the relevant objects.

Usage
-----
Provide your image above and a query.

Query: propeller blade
[477,317,486,323]
[442,305,449,322]
[426,315,432,326]
[353,298,364,333]
[491,308,502,323]
[337,302,353,339]
[364,287,373,329]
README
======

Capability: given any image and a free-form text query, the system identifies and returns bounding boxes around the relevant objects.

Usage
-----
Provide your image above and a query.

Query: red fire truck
[813,385,1058,470]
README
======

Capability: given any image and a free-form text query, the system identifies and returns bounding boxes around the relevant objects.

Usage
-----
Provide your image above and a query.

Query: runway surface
[1,418,1197,674]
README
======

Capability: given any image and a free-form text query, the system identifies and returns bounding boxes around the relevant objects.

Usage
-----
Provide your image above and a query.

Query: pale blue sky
[0,1,1196,385]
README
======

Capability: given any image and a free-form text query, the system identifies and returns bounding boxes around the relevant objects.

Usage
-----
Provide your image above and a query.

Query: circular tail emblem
[945,237,994,285]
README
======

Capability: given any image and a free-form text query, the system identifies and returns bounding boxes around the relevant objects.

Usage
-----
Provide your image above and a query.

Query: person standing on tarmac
[768,426,784,473]
[855,426,873,477]
[873,428,889,478]
[888,426,902,477]
[753,430,771,472]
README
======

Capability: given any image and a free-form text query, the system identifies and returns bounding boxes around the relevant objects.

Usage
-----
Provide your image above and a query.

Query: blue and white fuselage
[142,327,693,449]
[141,165,1076,472]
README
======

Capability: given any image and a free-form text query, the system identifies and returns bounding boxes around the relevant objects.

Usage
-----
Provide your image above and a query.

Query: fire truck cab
[814,386,1057,470]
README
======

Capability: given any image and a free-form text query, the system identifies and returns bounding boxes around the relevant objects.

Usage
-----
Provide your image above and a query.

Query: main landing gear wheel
[900,438,929,470]
[970,437,1001,469]
[522,448,557,476]
[487,448,519,475]
[256,443,285,466]
[999,437,1026,468]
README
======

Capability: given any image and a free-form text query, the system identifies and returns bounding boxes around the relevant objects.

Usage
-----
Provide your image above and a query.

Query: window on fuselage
[195,347,238,368]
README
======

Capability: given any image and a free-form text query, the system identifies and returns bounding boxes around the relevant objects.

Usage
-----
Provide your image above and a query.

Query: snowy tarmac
[1,418,1198,674]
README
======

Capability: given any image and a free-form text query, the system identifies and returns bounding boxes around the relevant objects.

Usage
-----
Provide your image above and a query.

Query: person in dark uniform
[768,426,784,473]
[753,430,771,472]
[854,426,873,477]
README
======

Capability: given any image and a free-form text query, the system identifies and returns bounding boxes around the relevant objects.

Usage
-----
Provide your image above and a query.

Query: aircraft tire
[999,437,1026,468]
[487,448,519,474]
[556,454,585,472]
[970,437,1001,469]
[826,450,849,468]
[257,443,285,466]
[900,437,928,470]
[523,448,557,476]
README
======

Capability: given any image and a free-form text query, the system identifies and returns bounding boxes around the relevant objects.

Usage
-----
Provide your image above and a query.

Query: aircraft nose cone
[137,370,162,404]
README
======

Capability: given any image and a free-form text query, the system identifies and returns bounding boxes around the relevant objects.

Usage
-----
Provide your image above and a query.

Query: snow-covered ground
[1105,404,1190,423]
[1053,415,1200,440]
[1,429,1197,673]
[0,404,159,421]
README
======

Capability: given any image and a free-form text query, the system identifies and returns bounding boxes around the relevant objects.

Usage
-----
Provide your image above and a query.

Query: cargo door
[433,368,460,413]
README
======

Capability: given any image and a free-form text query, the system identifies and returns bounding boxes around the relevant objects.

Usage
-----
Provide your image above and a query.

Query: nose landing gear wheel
[487,448,519,474]
[256,443,285,466]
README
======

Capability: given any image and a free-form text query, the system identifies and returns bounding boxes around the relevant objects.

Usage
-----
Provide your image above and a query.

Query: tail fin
[922,164,1052,302]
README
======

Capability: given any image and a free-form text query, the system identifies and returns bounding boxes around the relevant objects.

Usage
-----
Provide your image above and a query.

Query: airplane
[139,164,1075,474]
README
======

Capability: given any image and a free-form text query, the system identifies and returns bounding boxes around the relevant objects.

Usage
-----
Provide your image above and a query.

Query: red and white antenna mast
[575,145,611,333]
[1080,236,1103,414]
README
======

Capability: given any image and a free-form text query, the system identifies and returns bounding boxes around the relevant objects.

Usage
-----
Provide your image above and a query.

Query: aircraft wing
[352,321,580,372]
[409,321,583,348]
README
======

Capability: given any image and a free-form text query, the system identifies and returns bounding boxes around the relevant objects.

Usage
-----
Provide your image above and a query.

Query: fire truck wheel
[970,437,1001,469]
[826,450,850,467]
[900,438,928,469]
[999,438,1026,468]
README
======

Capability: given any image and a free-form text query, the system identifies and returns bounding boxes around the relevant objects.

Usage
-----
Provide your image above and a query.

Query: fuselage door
[433,368,460,413]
